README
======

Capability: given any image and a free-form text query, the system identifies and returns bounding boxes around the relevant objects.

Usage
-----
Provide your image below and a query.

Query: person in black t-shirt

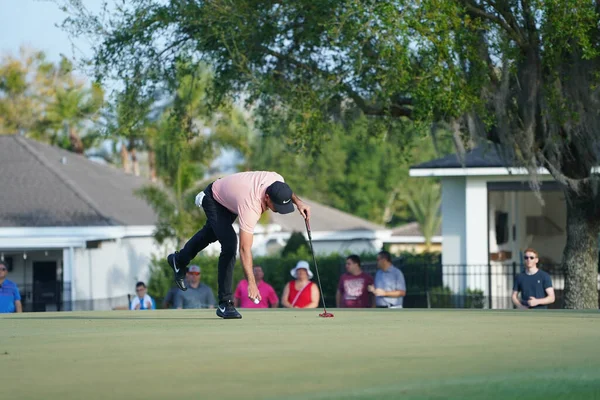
[511,248,555,309]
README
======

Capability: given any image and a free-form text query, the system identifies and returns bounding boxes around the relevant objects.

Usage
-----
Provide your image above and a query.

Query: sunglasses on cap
[188,272,200,276]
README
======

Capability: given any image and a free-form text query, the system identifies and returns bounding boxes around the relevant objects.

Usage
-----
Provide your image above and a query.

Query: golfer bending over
[168,171,310,319]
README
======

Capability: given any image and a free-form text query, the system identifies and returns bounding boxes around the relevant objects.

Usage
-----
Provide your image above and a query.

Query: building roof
[265,198,388,233]
[391,221,441,237]
[411,145,512,169]
[411,143,600,173]
[0,135,157,227]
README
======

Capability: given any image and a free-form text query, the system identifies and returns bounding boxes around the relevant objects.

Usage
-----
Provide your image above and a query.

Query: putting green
[2,309,600,399]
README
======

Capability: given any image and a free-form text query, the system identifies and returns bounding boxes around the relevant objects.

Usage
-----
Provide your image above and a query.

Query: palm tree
[401,180,442,251]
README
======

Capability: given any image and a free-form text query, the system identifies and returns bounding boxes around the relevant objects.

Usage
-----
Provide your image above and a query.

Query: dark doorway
[33,261,61,312]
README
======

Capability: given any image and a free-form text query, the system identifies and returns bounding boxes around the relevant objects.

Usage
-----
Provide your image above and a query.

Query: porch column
[465,177,489,298]
[441,177,467,295]
[62,247,75,311]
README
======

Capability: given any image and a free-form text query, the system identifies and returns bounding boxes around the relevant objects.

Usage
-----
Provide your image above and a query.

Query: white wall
[72,236,164,311]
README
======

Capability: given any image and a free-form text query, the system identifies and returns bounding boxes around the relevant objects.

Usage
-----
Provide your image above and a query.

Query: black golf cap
[266,181,295,214]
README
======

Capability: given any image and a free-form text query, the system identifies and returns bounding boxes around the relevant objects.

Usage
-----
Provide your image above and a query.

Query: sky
[0,0,239,172]
[0,0,98,73]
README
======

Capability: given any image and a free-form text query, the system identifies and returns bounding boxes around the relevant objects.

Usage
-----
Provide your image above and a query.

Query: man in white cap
[167,171,310,319]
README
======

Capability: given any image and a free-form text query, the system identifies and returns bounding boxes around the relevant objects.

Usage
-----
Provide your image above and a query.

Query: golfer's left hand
[296,201,310,220]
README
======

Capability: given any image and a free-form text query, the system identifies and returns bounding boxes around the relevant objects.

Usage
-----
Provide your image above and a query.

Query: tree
[136,62,254,246]
[59,1,600,308]
[1,47,104,153]
[0,48,52,134]
[37,57,104,154]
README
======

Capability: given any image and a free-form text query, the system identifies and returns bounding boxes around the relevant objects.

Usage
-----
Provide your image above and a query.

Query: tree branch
[462,0,524,46]
[261,46,413,118]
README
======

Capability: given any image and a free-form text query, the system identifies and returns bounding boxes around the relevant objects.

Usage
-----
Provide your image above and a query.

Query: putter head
[319,312,334,318]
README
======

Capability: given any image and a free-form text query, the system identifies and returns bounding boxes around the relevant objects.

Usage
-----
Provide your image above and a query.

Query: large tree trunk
[130,148,140,176]
[69,127,84,154]
[148,150,157,182]
[562,187,600,309]
[120,145,131,173]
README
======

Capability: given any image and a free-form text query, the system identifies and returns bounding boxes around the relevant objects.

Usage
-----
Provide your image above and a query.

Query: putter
[305,218,334,318]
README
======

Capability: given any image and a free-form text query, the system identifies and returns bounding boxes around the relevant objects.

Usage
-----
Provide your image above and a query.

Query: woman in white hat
[281,260,320,308]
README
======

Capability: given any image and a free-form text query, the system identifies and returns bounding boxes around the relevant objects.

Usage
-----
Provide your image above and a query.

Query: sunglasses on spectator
[524,256,536,260]
[0,267,6,271]
[188,272,200,276]
[136,287,146,292]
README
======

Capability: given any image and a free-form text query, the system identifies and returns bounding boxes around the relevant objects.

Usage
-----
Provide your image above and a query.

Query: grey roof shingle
[265,198,388,232]
[410,145,512,169]
[0,135,157,227]
[391,221,441,237]
[411,143,600,169]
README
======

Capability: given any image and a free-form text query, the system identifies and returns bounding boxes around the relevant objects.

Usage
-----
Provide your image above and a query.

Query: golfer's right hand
[248,282,262,303]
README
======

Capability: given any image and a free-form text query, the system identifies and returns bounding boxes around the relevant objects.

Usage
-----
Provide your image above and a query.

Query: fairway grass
[2,309,600,399]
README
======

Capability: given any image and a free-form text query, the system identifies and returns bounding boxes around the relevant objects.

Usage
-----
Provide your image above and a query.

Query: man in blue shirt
[0,261,22,313]
[368,251,406,308]
[512,248,555,309]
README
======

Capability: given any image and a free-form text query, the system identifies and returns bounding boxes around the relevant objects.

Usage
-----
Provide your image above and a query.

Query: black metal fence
[358,260,600,309]
[17,282,132,312]
[13,261,600,312]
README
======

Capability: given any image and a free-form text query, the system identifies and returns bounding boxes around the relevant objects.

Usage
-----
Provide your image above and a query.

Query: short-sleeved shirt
[513,270,553,309]
[163,286,180,309]
[234,279,279,308]
[374,266,406,307]
[338,272,374,308]
[129,295,156,310]
[211,171,285,233]
[0,279,21,313]
[174,283,216,309]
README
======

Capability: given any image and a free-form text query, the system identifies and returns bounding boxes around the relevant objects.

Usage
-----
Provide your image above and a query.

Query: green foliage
[428,286,485,309]
[0,47,103,152]
[249,112,452,226]
[280,231,309,258]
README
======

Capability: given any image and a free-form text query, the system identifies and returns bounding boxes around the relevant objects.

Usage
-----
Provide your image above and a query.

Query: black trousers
[175,183,238,303]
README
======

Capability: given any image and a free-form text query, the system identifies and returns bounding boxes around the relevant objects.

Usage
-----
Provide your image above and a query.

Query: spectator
[512,248,555,309]
[174,265,216,309]
[336,255,375,308]
[368,250,406,308]
[163,271,191,309]
[281,260,320,308]
[0,261,22,313]
[234,265,279,308]
[130,281,156,310]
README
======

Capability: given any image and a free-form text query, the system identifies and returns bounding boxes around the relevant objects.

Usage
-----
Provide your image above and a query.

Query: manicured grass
[2,309,600,399]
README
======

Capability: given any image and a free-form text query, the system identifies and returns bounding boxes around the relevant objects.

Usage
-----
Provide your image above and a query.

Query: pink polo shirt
[211,171,285,233]
[234,279,279,308]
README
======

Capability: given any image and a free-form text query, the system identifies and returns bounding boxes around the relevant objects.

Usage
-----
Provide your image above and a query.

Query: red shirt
[338,272,374,308]
[234,280,279,308]
[287,281,314,308]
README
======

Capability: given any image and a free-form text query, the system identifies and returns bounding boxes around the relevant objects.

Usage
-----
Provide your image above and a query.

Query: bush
[465,288,485,309]
[428,286,454,308]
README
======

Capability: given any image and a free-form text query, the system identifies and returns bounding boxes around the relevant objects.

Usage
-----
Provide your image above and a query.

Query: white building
[409,143,600,308]
[0,135,161,312]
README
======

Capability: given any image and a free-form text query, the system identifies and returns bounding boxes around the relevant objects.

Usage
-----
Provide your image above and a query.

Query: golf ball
[253,298,260,304]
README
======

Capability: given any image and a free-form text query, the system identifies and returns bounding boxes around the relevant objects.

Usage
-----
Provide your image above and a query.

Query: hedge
[147,249,442,308]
